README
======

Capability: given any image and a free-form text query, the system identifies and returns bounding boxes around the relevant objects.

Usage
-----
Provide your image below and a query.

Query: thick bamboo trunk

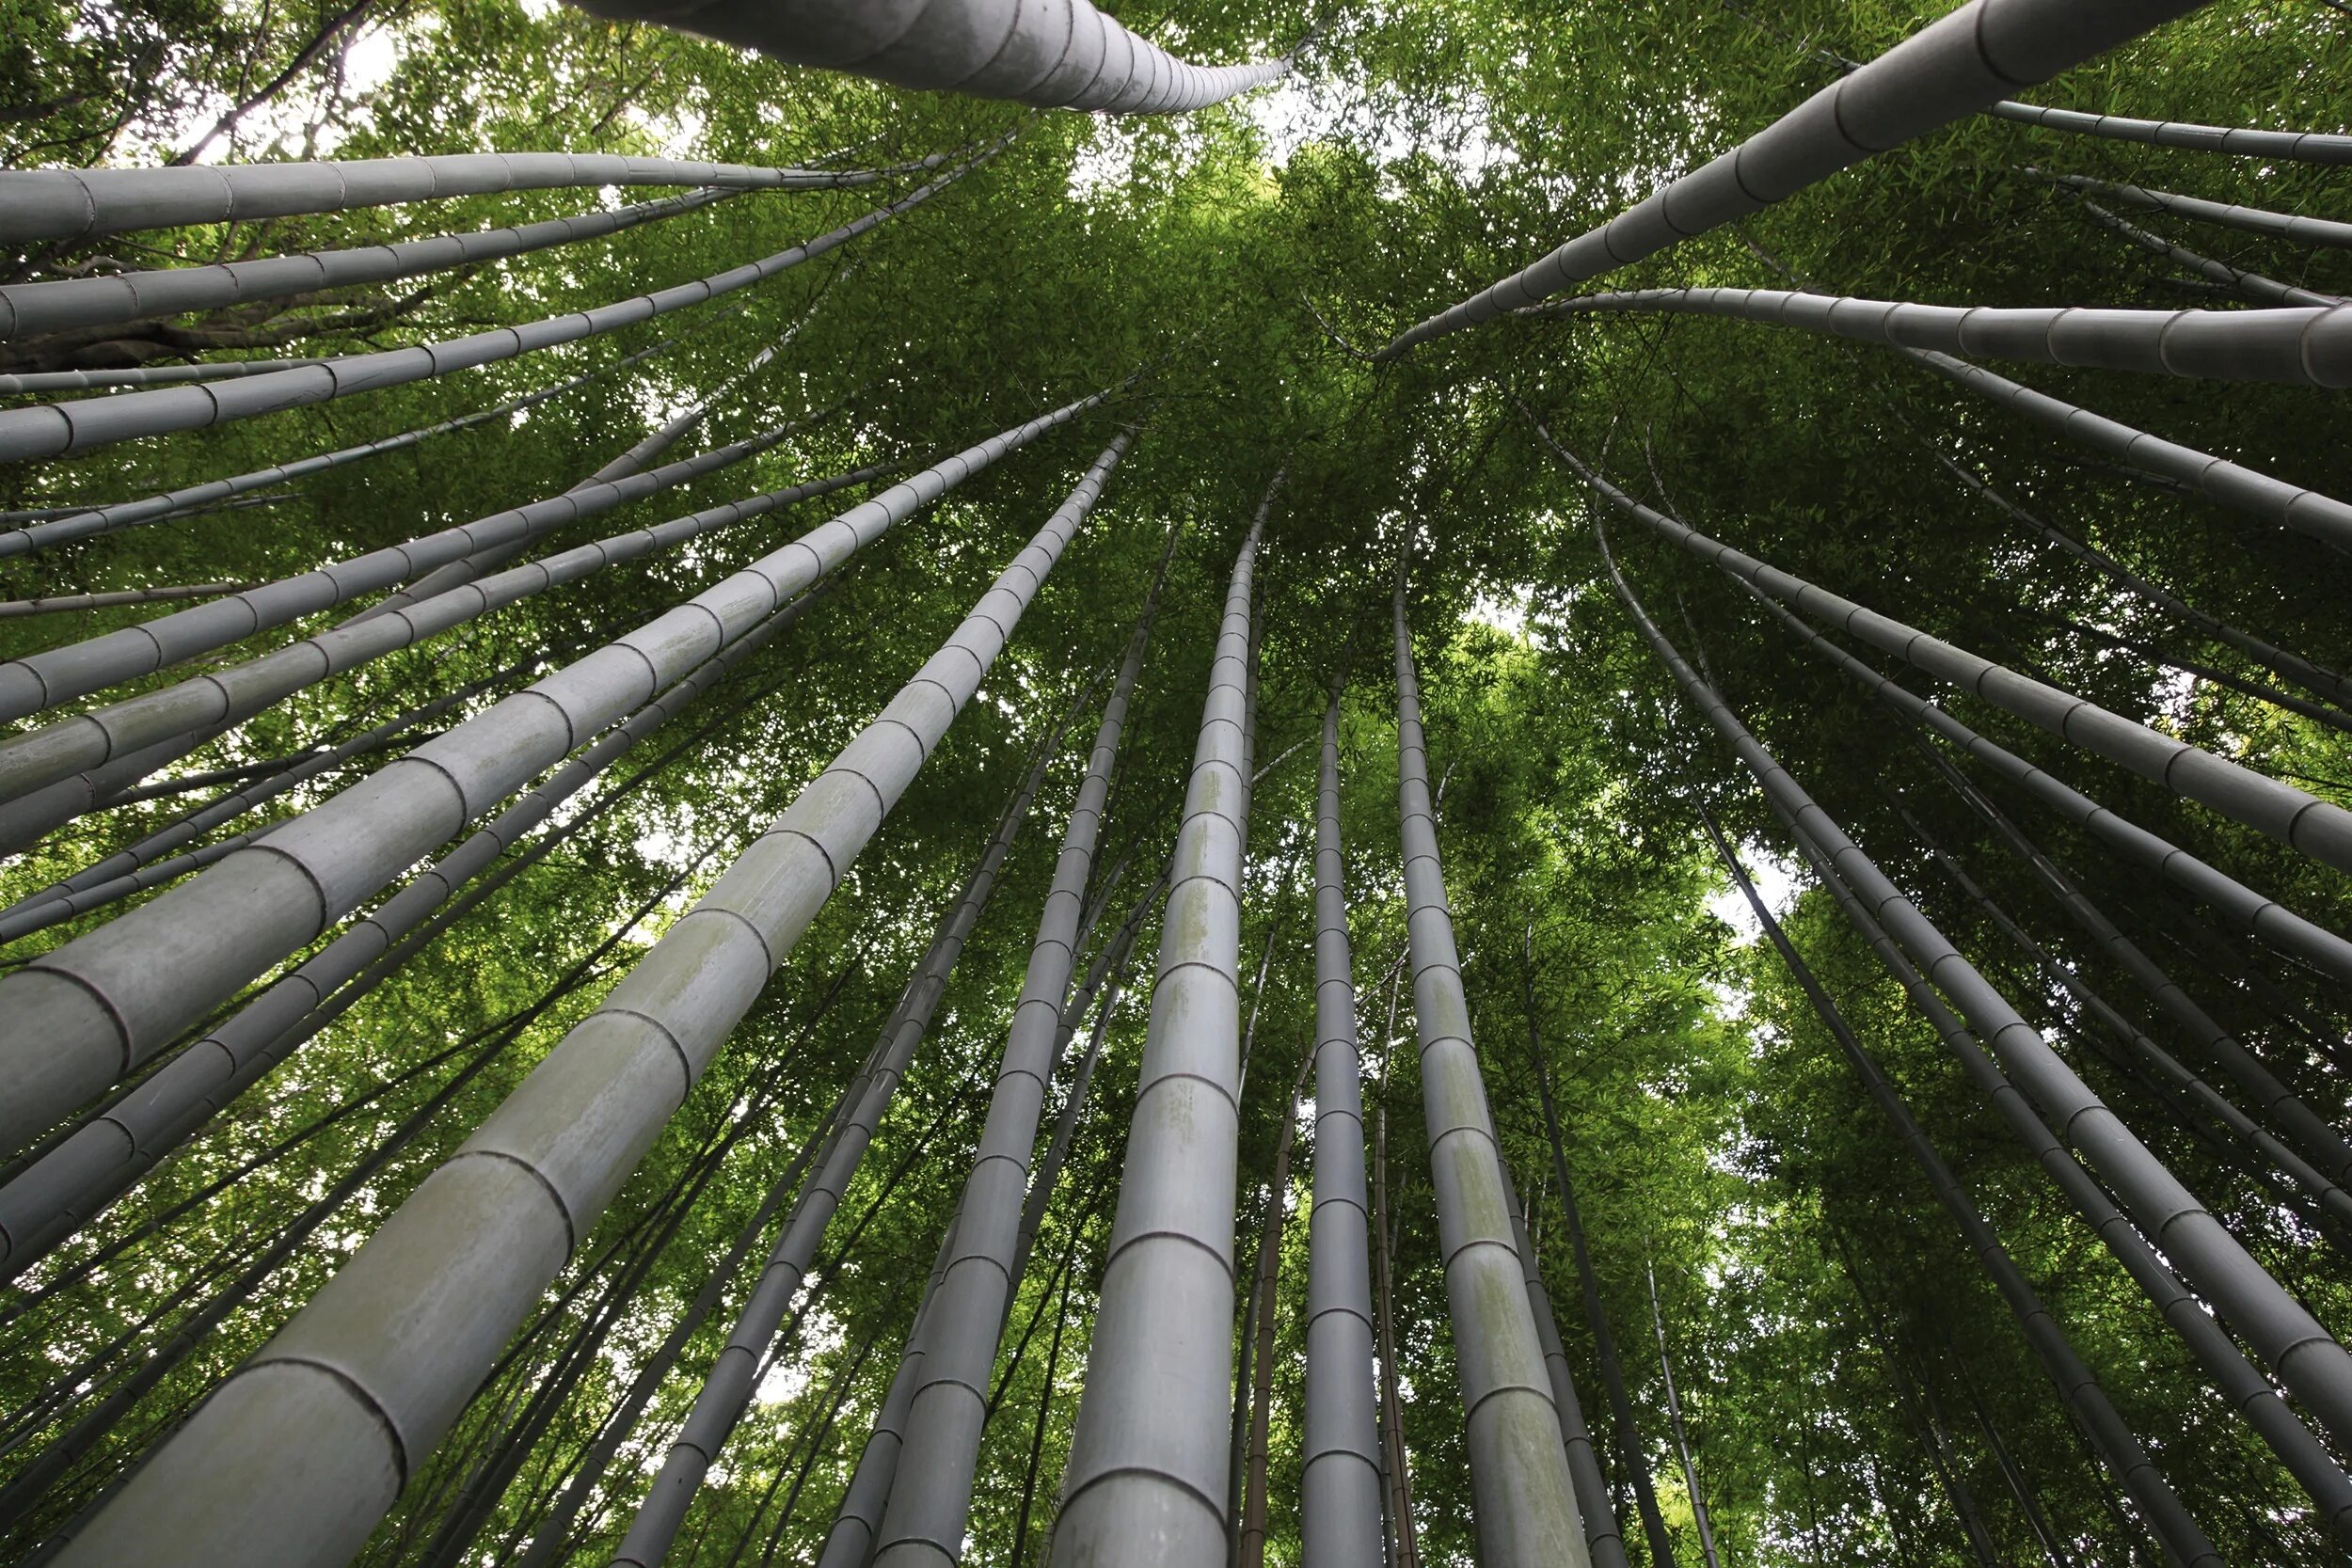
[0,186,738,342]
[1392,578,1587,1565]
[0,584,827,1281]
[564,0,1291,115]
[1299,684,1386,1568]
[0,390,1109,1161]
[47,431,1128,1568]
[863,517,1171,1568]
[1377,0,2204,356]
[0,150,913,246]
[1523,285,2352,385]
[1048,496,1268,1566]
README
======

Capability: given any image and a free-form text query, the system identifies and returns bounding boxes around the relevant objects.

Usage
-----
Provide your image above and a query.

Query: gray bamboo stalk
[0,451,880,835]
[1392,577,1588,1565]
[1645,1259,1721,1568]
[1369,955,1422,1568]
[0,150,917,246]
[2051,612,2352,736]
[1951,1354,2074,1568]
[1730,575,2352,987]
[0,450,884,825]
[0,406,818,725]
[1899,343,2352,552]
[1376,0,2204,356]
[1984,97,2352,164]
[594,444,1131,1568]
[50,429,1126,1568]
[564,0,1292,115]
[1047,504,1266,1566]
[865,508,1168,1568]
[1501,1165,1630,1568]
[515,779,1037,1568]
[1598,534,2352,1470]
[1008,879,1158,1296]
[0,655,524,941]
[1525,990,1675,1568]
[1523,285,2352,387]
[2032,169,2352,251]
[1751,769,2352,1548]
[1236,1037,1315,1568]
[0,140,1000,463]
[1300,683,1385,1568]
[0,186,739,341]
[2066,190,2341,307]
[1534,420,2352,876]
[0,326,710,559]
[1911,758,2352,1195]
[0,356,329,392]
[0,584,825,1281]
[1914,816,2352,1235]
[1914,436,2352,714]
[0,389,1106,1164]
[0,581,253,617]
[353,275,845,622]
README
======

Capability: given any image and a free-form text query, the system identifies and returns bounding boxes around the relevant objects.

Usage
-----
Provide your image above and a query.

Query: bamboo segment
[49,421,1124,1568]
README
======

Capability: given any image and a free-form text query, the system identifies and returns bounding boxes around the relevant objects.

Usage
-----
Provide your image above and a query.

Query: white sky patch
[1468,588,1528,639]
[1707,840,1802,943]
[1066,118,1138,198]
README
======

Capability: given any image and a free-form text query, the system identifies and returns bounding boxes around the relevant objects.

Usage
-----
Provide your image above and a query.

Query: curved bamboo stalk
[1392,574,1588,1565]
[0,187,738,341]
[1376,0,2205,356]
[0,389,1107,1162]
[0,407,821,726]
[1908,435,2352,715]
[1899,344,2352,552]
[566,0,1292,115]
[1600,529,2352,1468]
[0,583,826,1281]
[1501,1164,1630,1568]
[2065,190,2341,307]
[50,420,1123,1568]
[0,150,925,246]
[1986,98,2352,165]
[1532,418,2352,877]
[0,140,998,463]
[865,487,1165,1568]
[1525,286,2352,387]
[1732,577,2352,986]
[1300,683,1386,1568]
[2033,169,2352,251]
[1048,495,1267,1567]
[0,325,712,559]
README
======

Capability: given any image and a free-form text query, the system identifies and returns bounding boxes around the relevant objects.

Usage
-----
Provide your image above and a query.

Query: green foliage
[3,3,2352,1565]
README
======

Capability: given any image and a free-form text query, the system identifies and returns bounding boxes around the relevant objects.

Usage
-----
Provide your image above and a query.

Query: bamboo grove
[2,0,2352,1562]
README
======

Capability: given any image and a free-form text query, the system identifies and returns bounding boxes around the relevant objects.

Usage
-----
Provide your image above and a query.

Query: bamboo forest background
[4,1,2352,1564]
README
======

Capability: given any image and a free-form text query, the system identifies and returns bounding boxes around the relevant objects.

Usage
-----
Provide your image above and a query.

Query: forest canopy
[2,2,2351,1565]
